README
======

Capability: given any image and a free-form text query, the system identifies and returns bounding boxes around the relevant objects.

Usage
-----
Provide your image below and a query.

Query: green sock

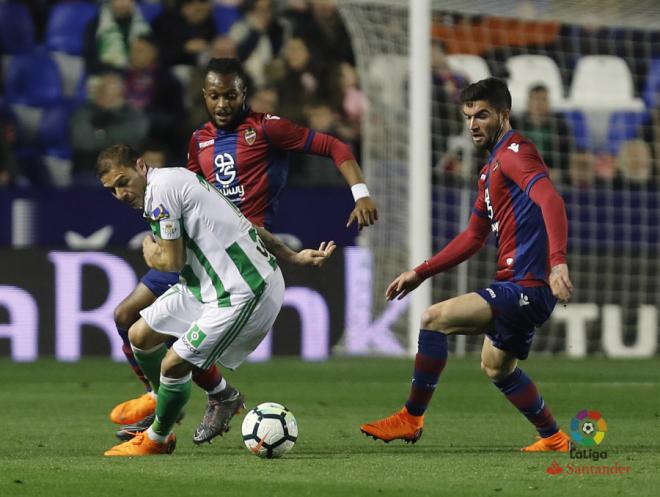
[132,344,167,393]
[152,374,192,436]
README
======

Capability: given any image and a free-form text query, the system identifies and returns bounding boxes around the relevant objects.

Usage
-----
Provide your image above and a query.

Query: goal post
[407,0,433,356]
[340,0,660,358]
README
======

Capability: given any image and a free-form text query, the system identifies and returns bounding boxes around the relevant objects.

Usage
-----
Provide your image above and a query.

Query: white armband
[351,183,370,202]
[159,219,182,240]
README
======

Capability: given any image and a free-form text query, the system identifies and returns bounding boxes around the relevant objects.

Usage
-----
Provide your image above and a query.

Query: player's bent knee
[420,303,451,331]
[480,360,511,381]
[127,320,150,349]
[114,301,139,330]
[160,351,191,378]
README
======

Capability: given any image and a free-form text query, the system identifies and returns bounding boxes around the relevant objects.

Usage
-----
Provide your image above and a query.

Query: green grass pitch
[0,357,658,497]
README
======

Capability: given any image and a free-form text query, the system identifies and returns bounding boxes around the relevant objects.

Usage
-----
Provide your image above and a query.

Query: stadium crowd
[0,0,362,188]
[1,1,659,190]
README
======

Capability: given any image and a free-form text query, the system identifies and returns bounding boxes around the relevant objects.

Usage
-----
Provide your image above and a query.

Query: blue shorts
[140,269,180,297]
[476,281,556,360]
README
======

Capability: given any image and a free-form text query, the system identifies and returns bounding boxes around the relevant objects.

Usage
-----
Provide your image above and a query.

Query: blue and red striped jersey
[473,130,554,284]
[187,110,355,229]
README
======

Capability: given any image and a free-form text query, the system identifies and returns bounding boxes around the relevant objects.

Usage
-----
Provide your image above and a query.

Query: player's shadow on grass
[279,444,518,459]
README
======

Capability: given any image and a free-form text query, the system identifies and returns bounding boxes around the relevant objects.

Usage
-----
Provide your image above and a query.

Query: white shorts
[140,268,284,370]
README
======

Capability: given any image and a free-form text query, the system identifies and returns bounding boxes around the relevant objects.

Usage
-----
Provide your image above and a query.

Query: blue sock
[493,368,558,437]
[405,330,448,416]
[117,326,152,392]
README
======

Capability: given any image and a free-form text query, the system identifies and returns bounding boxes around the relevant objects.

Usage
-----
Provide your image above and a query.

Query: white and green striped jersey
[143,167,278,306]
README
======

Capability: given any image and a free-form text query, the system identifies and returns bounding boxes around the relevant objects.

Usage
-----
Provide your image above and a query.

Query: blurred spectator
[613,139,654,188]
[289,101,345,186]
[83,0,152,74]
[70,71,149,177]
[286,0,354,65]
[431,41,468,179]
[568,150,596,189]
[229,0,286,88]
[250,86,279,114]
[321,62,365,153]
[336,63,367,125]
[641,106,660,175]
[0,115,18,187]
[125,34,186,158]
[197,33,239,68]
[267,37,321,125]
[153,0,217,67]
[305,101,337,134]
[594,152,617,184]
[141,139,169,168]
[512,84,573,184]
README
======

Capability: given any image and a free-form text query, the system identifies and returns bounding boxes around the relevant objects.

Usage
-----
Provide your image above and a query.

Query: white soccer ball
[241,402,298,458]
[582,421,595,435]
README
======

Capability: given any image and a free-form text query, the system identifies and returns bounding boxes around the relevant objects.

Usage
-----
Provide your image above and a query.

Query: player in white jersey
[96,144,335,457]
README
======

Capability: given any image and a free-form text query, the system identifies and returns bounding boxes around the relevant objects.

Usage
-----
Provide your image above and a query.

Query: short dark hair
[205,57,250,91]
[95,144,140,177]
[529,84,548,94]
[460,77,512,111]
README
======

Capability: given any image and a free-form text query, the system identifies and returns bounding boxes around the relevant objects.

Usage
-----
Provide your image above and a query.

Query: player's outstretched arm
[385,270,423,301]
[256,227,336,267]
[347,196,379,229]
[263,118,378,229]
[549,263,573,303]
[339,160,378,229]
[295,241,337,267]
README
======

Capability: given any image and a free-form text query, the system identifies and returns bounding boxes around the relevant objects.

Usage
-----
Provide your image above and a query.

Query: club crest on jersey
[150,204,170,221]
[507,143,520,153]
[244,127,257,145]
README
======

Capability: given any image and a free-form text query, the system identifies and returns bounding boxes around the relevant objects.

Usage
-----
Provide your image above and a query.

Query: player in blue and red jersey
[110,58,378,443]
[360,78,573,452]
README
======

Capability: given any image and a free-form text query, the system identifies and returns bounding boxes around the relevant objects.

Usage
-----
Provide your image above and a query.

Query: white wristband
[351,183,370,202]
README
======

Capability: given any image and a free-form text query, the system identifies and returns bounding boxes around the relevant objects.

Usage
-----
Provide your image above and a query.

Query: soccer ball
[582,421,595,435]
[241,402,298,458]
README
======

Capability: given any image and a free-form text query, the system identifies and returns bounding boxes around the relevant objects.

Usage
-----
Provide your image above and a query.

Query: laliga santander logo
[546,461,564,475]
[546,409,631,476]
[570,409,607,446]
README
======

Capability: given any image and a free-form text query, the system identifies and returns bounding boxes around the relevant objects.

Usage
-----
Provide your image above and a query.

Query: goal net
[339,0,660,357]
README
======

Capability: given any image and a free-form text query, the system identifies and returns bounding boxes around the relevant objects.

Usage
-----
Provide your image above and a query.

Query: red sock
[193,364,223,391]
[121,343,152,392]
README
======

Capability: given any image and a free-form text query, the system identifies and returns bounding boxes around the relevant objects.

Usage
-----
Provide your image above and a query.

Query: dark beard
[484,120,505,152]
[217,105,250,130]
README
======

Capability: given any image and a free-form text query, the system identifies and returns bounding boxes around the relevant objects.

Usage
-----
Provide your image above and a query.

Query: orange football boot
[104,432,176,457]
[110,393,156,425]
[521,430,571,452]
[360,407,424,444]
